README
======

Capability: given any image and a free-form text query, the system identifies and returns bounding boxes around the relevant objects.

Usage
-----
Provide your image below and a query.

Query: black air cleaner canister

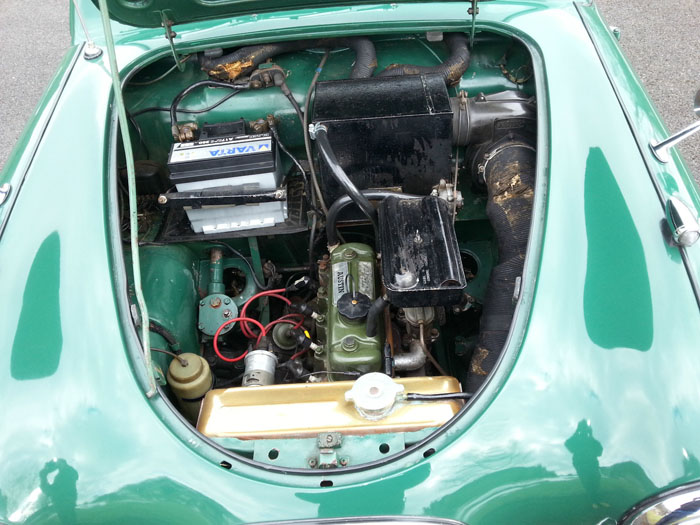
[312,74,452,203]
[378,196,466,307]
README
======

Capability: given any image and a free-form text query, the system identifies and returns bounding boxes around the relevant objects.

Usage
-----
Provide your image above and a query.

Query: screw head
[157,195,168,205]
[223,309,233,318]
[308,458,317,467]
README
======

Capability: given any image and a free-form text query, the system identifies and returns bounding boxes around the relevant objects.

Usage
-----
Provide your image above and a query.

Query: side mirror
[650,88,700,163]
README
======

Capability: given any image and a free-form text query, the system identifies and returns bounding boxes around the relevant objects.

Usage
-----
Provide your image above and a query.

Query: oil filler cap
[337,292,371,322]
[345,373,405,420]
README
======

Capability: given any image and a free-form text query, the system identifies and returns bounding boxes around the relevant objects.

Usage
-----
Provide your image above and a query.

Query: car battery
[167,121,285,234]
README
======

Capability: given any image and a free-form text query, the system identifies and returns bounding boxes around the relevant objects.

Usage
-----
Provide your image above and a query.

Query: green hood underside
[92,0,559,28]
[92,0,464,27]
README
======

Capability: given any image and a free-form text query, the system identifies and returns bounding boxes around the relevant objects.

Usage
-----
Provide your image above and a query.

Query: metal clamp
[308,123,327,140]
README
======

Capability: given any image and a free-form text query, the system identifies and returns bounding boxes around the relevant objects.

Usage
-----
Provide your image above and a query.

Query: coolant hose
[326,190,420,246]
[465,135,536,392]
[378,33,470,85]
[312,126,378,230]
[200,37,377,81]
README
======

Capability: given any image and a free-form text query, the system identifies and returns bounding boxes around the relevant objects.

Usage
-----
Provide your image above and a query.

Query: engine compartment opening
[117,30,537,470]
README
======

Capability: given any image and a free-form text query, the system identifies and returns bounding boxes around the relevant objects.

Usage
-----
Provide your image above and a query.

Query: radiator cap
[345,373,405,421]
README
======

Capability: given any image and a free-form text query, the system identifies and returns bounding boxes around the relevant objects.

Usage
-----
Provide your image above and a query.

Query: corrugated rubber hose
[200,37,377,81]
[465,135,536,392]
[377,33,470,85]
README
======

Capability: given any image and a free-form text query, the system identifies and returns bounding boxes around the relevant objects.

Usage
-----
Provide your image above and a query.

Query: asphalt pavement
[0,0,698,184]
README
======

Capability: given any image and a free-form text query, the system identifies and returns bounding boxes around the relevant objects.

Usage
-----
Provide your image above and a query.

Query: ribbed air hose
[377,33,470,85]
[465,135,536,392]
[200,37,377,81]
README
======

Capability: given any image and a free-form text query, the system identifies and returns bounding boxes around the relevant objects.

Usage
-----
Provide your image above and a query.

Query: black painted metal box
[378,196,466,307]
[312,74,453,203]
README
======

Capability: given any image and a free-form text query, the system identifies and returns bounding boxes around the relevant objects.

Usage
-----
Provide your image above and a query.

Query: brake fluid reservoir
[167,353,212,424]
[318,243,382,375]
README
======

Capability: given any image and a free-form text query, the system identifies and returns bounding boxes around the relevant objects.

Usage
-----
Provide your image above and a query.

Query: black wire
[269,124,306,178]
[170,80,246,131]
[283,89,305,125]
[130,89,241,118]
[207,242,271,290]
[267,122,318,215]
[296,371,360,380]
[151,347,188,366]
[405,392,473,401]
[148,320,180,349]
[127,113,150,159]
[215,371,245,389]
[307,212,317,278]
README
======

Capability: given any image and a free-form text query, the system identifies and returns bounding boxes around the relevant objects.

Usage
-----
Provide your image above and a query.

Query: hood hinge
[468,0,479,48]
[160,12,186,72]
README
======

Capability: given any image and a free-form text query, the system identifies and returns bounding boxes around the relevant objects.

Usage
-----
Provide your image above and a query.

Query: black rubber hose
[200,37,376,81]
[465,135,536,393]
[148,320,180,351]
[313,127,378,230]
[326,190,420,246]
[341,37,377,79]
[366,296,389,338]
[406,392,473,401]
[378,33,470,85]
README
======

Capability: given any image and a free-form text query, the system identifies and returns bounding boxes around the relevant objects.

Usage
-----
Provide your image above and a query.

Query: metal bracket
[650,120,700,163]
[309,432,345,469]
[157,188,287,208]
[468,0,479,48]
[160,13,186,72]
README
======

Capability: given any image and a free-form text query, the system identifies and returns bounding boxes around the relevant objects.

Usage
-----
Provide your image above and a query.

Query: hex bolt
[223,309,233,318]
[197,323,204,330]
[339,458,348,466]
[342,336,358,351]
[200,300,206,307]
[223,298,231,305]
[210,297,222,308]
[343,250,357,260]
[308,458,318,468]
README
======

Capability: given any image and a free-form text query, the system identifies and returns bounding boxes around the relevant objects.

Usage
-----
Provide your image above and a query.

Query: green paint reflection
[11,232,63,379]
[583,148,653,351]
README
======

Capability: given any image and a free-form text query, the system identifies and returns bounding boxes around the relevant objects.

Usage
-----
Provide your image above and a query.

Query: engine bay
[119,31,537,469]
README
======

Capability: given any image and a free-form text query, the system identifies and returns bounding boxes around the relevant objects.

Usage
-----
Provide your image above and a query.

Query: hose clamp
[308,123,327,140]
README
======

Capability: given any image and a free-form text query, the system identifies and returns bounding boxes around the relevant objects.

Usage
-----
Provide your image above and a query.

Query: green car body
[1,1,700,523]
